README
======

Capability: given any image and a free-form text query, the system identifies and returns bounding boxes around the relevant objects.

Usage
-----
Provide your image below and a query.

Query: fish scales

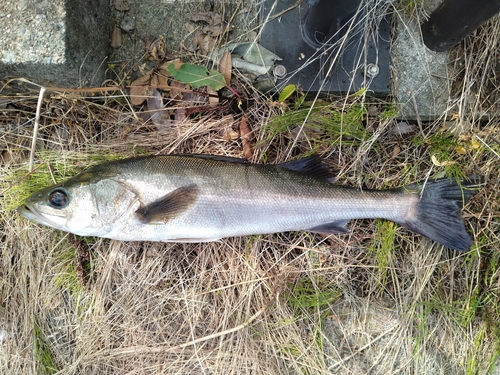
[100,156,410,240]
[17,154,481,250]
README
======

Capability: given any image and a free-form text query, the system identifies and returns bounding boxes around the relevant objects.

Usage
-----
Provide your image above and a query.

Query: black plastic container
[260,0,391,95]
[421,0,500,52]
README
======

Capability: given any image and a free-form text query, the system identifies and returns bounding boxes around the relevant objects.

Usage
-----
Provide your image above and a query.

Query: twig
[29,86,46,172]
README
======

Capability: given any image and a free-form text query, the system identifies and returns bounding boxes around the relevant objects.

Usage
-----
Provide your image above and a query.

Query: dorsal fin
[278,155,336,182]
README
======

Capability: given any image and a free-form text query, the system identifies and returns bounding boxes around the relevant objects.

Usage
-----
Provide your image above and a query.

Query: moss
[367,219,397,287]
[379,104,399,120]
[263,102,368,149]
[411,130,466,178]
[33,319,58,375]
[285,277,341,321]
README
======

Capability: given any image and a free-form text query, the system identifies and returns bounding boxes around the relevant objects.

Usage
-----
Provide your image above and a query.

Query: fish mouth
[17,203,65,230]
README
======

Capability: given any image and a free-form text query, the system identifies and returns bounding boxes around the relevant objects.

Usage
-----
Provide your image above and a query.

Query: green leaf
[278,84,296,102]
[167,63,226,90]
[294,94,306,109]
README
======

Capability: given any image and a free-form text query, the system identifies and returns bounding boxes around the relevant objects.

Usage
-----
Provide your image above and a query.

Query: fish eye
[48,189,69,208]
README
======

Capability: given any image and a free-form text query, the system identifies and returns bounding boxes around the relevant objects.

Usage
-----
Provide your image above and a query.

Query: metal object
[365,64,379,78]
[260,0,390,95]
[273,65,287,79]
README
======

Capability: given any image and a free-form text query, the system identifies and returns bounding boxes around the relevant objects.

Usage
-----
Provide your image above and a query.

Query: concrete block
[0,0,110,88]
[391,0,450,121]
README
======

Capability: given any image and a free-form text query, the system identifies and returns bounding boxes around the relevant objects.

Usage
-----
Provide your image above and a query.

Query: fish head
[17,172,139,237]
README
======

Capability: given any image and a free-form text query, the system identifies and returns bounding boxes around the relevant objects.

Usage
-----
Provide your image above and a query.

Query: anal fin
[135,184,198,224]
[308,220,350,234]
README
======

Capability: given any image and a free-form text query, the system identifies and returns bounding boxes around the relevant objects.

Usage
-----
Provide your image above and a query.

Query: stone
[0,0,111,88]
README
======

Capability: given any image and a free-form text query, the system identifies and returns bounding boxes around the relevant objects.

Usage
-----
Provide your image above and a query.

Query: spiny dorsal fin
[135,184,198,224]
[279,155,336,182]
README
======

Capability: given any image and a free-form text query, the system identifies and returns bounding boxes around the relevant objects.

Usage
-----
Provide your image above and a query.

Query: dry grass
[1,1,500,374]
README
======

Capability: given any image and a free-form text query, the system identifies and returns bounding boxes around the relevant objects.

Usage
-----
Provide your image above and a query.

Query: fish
[17,154,481,251]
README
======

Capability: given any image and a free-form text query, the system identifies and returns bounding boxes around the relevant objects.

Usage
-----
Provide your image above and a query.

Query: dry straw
[1,1,499,374]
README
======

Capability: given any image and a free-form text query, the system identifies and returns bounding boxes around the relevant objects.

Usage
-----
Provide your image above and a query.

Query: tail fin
[399,176,482,251]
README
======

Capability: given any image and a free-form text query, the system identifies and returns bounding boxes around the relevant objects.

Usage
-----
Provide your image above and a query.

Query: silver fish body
[17,154,480,250]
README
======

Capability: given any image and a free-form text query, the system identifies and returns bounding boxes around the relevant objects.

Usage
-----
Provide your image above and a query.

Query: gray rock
[0,0,110,88]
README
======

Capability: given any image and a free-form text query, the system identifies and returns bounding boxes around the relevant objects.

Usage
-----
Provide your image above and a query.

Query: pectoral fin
[308,220,350,234]
[135,184,198,224]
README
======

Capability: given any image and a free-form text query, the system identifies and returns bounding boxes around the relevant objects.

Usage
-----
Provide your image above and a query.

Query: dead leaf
[216,115,238,140]
[220,128,239,141]
[110,24,123,49]
[391,144,401,159]
[144,36,168,61]
[155,68,169,87]
[187,12,227,54]
[219,50,232,84]
[206,87,219,108]
[169,79,188,99]
[129,73,153,105]
[147,89,165,125]
[239,115,253,159]
[431,154,457,167]
[202,24,224,37]
[195,33,213,56]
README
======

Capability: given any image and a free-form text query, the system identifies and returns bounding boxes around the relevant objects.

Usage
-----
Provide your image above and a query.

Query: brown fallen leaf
[154,67,169,87]
[143,35,170,61]
[239,115,253,159]
[219,50,232,84]
[220,128,239,141]
[431,154,457,167]
[147,88,164,124]
[129,60,178,105]
[129,73,153,105]
[206,87,219,108]
[216,115,238,140]
[391,144,401,159]
[194,32,213,56]
[67,235,91,289]
[169,79,188,100]
[110,24,123,49]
